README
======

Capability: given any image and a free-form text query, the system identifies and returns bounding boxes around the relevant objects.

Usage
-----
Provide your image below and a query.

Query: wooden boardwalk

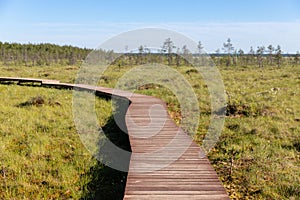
[0,77,229,200]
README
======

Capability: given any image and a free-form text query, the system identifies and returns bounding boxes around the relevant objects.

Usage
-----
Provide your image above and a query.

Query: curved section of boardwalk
[0,77,229,200]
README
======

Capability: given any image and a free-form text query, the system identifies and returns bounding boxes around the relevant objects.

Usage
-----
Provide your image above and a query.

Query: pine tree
[238,48,245,66]
[274,45,282,67]
[256,46,265,68]
[294,51,299,66]
[222,38,234,66]
[267,45,274,66]
[162,38,176,66]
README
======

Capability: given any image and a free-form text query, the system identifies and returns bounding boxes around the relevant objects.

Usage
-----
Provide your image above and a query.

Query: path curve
[0,77,229,200]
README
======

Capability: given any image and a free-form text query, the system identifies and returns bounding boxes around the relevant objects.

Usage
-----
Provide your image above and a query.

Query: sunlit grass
[0,64,299,199]
[0,85,113,199]
[0,64,79,83]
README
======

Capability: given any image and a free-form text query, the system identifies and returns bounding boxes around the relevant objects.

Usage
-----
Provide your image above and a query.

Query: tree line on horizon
[0,39,299,67]
[0,42,91,66]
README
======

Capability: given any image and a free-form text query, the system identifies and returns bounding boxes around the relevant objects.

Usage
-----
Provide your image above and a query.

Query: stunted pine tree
[294,51,300,66]
[175,48,181,67]
[214,49,221,66]
[182,45,191,66]
[267,45,274,66]
[248,46,255,65]
[197,41,204,54]
[197,41,205,65]
[256,46,265,68]
[275,45,283,67]
[138,45,144,54]
[238,48,245,66]
[222,38,234,66]
[137,45,145,64]
[162,38,176,65]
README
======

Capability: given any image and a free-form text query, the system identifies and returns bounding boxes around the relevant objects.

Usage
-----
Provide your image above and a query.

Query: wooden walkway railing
[0,77,229,200]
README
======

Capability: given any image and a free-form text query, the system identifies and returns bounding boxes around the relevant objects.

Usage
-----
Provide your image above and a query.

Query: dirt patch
[17,96,61,107]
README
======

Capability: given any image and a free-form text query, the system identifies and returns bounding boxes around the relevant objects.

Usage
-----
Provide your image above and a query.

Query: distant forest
[0,42,92,66]
[0,39,299,67]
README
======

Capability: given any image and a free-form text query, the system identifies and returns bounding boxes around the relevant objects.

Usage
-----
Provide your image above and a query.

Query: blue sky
[1,0,300,52]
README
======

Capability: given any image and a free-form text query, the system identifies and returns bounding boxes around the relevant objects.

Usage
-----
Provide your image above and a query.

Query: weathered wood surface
[0,77,229,200]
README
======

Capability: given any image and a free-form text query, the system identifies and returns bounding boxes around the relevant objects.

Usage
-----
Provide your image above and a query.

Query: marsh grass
[0,64,299,199]
[0,84,129,199]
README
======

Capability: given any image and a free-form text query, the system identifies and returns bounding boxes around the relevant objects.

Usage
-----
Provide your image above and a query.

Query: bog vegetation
[0,40,299,199]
